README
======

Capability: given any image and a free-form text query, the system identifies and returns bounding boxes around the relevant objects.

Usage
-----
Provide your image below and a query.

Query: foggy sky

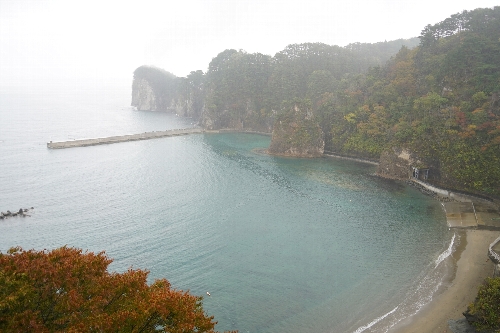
[0,0,498,90]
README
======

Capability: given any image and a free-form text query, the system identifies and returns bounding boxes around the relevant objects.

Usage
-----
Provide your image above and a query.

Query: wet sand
[391,230,499,333]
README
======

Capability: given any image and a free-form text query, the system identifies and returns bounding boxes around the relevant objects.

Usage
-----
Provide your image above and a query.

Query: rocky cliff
[131,78,157,111]
[377,147,439,181]
[167,96,205,120]
[131,66,205,121]
[268,102,324,157]
[376,148,413,179]
[200,99,274,133]
[131,66,178,112]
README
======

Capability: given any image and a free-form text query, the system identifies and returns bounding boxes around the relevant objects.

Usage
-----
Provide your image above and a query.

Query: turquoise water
[0,85,453,332]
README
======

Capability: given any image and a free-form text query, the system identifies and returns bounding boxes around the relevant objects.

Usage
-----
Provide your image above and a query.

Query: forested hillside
[322,7,500,195]
[200,38,419,131]
[132,7,500,196]
[132,38,419,129]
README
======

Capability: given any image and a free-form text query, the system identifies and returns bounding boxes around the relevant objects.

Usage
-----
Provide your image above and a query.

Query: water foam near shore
[351,232,458,333]
[353,307,399,333]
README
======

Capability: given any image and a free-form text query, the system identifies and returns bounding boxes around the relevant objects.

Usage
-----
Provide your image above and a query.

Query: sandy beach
[392,229,500,333]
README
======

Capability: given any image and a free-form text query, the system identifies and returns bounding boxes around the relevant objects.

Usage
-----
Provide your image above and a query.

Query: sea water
[0,83,453,333]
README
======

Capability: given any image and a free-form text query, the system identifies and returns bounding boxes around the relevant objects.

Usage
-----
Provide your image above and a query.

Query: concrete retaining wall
[489,236,500,263]
[488,236,500,277]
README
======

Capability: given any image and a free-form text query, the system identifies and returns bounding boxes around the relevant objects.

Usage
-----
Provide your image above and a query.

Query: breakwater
[47,128,204,149]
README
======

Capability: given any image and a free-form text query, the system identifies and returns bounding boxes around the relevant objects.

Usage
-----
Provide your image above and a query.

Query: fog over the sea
[0,0,498,89]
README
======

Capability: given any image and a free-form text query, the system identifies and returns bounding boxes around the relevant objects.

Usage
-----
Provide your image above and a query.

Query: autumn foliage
[0,246,231,333]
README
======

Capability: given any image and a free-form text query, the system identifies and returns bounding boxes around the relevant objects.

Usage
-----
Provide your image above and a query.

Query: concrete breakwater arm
[47,128,205,149]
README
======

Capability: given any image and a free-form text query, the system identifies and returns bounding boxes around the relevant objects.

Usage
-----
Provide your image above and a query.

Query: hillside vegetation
[0,247,235,333]
[132,7,500,196]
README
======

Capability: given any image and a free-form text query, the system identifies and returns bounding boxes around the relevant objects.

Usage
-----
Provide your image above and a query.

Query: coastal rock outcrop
[131,66,205,121]
[377,148,438,181]
[169,70,205,120]
[169,98,204,119]
[377,148,414,179]
[200,99,274,133]
[1,207,33,219]
[268,101,324,157]
[131,66,177,112]
[131,78,157,111]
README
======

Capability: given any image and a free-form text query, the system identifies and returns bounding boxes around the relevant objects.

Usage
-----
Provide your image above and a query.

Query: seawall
[47,128,203,149]
[323,152,379,166]
[412,179,497,206]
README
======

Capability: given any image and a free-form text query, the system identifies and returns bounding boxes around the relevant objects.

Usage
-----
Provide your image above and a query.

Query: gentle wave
[350,232,457,333]
[435,233,456,268]
[352,306,399,333]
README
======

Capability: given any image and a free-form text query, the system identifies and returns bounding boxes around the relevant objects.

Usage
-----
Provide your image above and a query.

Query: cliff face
[268,103,324,157]
[131,78,157,111]
[377,148,413,179]
[200,99,274,133]
[377,147,439,181]
[131,66,205,122]
[169,96,204,120]
[200,108,247,131]
[131,66,179,112]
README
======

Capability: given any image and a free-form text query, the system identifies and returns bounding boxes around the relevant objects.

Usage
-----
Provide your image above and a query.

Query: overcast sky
[0,0,498,89]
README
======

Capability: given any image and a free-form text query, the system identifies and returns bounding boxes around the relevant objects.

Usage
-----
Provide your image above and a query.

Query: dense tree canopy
[466,277,500,331]
[0,247,234,333]
[202,49,273,130]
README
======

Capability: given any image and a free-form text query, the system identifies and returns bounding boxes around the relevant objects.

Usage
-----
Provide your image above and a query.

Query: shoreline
[390,229,499,333]
[286,145,500,332]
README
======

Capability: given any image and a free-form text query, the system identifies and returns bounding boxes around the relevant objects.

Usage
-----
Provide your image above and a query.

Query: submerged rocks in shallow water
[1,207,33,220]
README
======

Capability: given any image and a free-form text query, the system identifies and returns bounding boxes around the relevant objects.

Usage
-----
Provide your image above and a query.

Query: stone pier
[47,128,204,149]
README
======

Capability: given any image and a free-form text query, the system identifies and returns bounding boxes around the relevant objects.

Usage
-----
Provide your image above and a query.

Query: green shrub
[466,277,500,331]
